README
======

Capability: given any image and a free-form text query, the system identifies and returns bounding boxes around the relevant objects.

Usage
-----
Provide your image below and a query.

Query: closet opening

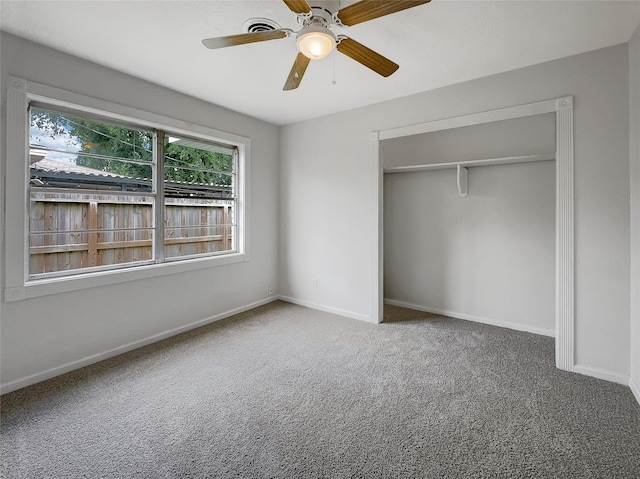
[383,113,556,336]
[370,97,575,372]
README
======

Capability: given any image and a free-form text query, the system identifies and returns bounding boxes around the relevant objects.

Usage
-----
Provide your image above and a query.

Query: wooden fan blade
[283,0,312,14]
[337,37,399,77]
[336,0,431,26]
[283,52,311,91]
[202,30,288,49]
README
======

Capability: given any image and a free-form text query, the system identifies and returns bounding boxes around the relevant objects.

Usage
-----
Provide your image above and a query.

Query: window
[162,134,236,261]
[5,77,249,300]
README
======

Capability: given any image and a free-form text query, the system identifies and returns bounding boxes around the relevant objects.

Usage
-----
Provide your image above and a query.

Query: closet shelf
[383,153,555,174]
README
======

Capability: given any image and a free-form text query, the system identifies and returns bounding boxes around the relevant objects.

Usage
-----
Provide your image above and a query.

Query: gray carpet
[1,301,639,478]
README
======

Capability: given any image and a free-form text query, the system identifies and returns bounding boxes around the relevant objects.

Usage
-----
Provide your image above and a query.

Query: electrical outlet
[268,287,273,296]
[312,277,318,289]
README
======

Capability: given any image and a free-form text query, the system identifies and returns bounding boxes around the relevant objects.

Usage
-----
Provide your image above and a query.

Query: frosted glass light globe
[297,26,336,60]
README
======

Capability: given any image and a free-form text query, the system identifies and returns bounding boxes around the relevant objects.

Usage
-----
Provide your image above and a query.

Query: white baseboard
[277,295,374,323]
[384,298,555,337]
[0,296,278,395]
[630,376,640,406]
[573,365,630,386]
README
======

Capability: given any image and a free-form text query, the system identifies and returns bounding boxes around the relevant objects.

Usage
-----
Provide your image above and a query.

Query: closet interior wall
[382,113,557,335]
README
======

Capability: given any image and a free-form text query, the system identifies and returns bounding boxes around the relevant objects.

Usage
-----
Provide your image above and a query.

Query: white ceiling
[1,1,639,125]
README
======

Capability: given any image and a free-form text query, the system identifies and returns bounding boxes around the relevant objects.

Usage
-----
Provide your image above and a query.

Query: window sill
[4,252,248,302]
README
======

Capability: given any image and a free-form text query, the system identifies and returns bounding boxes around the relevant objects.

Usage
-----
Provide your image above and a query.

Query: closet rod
[384,153,555,174]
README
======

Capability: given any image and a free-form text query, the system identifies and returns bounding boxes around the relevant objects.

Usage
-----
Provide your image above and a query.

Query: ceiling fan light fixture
[296,26,336,59]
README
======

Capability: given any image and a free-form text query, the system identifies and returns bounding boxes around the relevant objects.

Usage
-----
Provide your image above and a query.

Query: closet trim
[370,96,575,373]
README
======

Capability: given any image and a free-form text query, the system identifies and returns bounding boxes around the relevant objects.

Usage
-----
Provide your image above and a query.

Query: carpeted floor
[1,301,639,478]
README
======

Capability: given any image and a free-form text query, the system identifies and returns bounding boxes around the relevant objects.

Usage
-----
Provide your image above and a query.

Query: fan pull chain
[332,48,337,85]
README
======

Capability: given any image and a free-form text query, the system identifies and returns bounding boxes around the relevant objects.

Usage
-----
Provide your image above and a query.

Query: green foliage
[30,107,233,186]
[164,143,233,186]
[74,120,153,178]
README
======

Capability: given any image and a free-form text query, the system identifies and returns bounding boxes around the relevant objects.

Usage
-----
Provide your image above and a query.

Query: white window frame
[4,77,251,301]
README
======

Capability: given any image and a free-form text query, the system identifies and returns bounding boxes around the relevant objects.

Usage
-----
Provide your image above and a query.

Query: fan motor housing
[298,6,334,27]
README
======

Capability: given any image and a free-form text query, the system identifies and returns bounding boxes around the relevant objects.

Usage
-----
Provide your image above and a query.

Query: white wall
[630,23,640,399]
[0,33,280,391]
[382,114,556,335]
[280,43,631,379]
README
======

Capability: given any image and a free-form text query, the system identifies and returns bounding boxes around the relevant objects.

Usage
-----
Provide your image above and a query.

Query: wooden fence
[29,193,233,275]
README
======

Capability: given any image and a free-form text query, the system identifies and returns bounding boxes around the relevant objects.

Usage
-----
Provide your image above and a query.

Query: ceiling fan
[202,0,431,91]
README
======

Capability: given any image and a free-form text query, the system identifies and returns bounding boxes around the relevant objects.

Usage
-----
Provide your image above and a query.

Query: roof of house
[29,151,233,199]
[31,157,128,178]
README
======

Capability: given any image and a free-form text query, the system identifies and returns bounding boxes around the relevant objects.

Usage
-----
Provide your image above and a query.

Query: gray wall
[630,23,640,396]
[0,33,280,390]
[383,114,556,167]
[280,43,631,379]
[383,114,556,335]
[1,32,636,393]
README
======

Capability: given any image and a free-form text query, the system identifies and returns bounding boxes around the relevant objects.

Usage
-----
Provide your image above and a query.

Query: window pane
[164,199,235,259]
[29,192,154,277]
[30,106,153,161]
[28,106,156,277]
[164,135,235,199]
[163,135,236,259]
[30,106,153,192]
